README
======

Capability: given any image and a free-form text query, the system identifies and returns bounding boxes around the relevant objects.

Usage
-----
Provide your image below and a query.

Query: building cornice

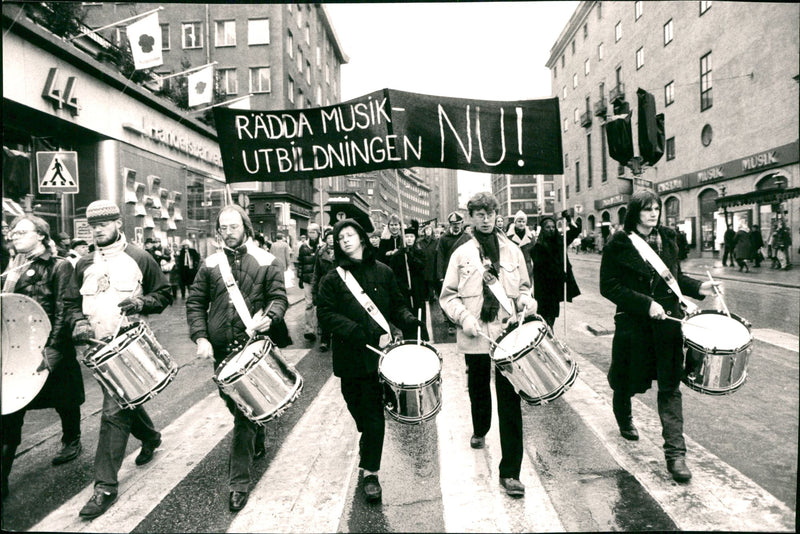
[546,1,595,68]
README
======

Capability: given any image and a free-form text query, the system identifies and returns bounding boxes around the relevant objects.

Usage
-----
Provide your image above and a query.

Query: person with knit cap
[506,210,535,278]
[63,199,172,519]
[316,218,425,504]
[440,192,537,499]
[436,211,465,335]
[387,221,428,337]
[531,212,582,328]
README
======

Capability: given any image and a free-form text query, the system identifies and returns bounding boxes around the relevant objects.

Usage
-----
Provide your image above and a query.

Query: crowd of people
[2,189,795,517]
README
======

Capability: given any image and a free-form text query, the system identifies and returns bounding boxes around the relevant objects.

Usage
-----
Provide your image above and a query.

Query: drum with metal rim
[379,340,442,424]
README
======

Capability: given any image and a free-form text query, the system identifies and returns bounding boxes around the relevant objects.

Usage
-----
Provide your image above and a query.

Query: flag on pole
[188,66,214,107]
[227,95,251,110]
[126,12,162,70]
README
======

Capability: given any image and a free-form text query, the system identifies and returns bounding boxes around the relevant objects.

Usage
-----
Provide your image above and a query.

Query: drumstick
[365,344,385,357]
[477,331,513,356]
[416,308,422,345]
[706,270,731,318]
[663,314,715,331]
[111,314,126,341]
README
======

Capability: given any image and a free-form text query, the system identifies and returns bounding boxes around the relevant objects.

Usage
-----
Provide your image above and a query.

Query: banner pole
[318,177,324,228]
[394,169,414,309]
[562,174,568,340]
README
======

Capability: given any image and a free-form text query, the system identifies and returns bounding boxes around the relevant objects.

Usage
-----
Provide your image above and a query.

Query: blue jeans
[94,390,160,492]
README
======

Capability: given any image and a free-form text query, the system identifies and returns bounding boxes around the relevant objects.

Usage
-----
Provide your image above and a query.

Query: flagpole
[68,6,163,42]
[561,174,568,340]
[394,169,414,309]
[159,61,218,81]
[189,93,252,113]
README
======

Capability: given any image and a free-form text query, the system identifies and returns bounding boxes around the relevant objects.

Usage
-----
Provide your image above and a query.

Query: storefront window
[185,172,225,257]
[698,188,718,251]
[664,196,679,227]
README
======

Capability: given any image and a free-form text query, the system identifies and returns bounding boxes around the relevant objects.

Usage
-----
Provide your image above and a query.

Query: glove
[462,315,481,338]
[118,297,144,315]
[517,295,538,317]
[72,319,95,344]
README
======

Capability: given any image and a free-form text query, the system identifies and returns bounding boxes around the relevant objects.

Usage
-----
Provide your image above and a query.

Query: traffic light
[637,88,664,166]
[605,111,633,165]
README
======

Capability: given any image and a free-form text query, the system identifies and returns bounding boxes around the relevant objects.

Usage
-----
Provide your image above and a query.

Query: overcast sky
[324,1,578,206]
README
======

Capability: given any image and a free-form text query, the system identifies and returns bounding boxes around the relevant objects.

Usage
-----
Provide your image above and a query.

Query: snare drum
[682,310,752,395]
[491,316,579,405]
[213,336,303,425]
[83,322,177,409]
[379,340,442,424]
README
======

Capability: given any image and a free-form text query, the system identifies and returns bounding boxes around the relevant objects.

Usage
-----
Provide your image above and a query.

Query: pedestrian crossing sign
[36,151,79,194]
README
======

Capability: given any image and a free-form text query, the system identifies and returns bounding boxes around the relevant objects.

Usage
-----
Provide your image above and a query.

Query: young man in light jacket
[439,192,537,498]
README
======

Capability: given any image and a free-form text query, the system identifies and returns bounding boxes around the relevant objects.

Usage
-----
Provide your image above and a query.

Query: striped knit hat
[86,200,121,224]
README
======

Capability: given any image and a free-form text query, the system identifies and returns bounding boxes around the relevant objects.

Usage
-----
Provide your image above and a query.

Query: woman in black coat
[2,215,84,497]
[531,214,581,328]
[316,219,423,504]
[600,190,717,484]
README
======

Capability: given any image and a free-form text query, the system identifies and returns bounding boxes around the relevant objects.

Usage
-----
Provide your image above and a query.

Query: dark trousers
[213,357,266,492]
[612,388,686,460]
[340,373,385,473]
[95,390,161,492]
[465,354,523,479]
[722,246,735,266]
[2,404,81,447]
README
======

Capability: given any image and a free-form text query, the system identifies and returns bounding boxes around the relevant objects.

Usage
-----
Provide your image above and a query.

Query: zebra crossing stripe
[564,350,796,532]
[435,343,565,533]
[228,375,359,533]
[31,392,234,533]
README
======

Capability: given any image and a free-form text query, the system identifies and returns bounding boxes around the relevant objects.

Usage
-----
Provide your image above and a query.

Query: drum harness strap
[336,266,393,347]
[628,232,697,315]
[216,252,257,336]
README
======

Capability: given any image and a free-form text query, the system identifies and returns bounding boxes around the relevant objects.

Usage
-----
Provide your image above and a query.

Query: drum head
[380,343,440,385]
[493,319,545,361]
[683,312,752,352]
[217,339,268,382]
[1,293,51,415]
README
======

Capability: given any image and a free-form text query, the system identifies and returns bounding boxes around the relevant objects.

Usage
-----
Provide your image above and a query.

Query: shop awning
[3,198,25,217]
[716,187,800,209]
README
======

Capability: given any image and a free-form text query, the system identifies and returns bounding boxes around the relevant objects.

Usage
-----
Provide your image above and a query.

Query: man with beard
[440,192,537,498]
[531,212,581,328]
[186,205,288,512]
[64,200,172,519]
[436,211,465,335]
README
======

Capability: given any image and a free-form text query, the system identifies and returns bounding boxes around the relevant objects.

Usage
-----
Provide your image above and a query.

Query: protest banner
[213,88,563,182]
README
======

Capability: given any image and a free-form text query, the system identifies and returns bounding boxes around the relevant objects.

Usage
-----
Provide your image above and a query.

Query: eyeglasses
[471,212,496,221]
[9,229,36,239]
[219,224,242,234]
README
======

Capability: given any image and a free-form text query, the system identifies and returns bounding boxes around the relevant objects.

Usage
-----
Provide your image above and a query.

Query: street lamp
[720,185,729,226]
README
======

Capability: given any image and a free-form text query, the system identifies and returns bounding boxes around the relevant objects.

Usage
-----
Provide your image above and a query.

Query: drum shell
[682,311,752,395]
[214,338,303,425]
[492,317,579,405]
[83,322,177,409]
[379,340,442,425]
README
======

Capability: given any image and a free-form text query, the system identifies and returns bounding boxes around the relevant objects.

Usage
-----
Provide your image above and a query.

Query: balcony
[609,83,626,104]
[593,98,607,117]
[580,110,593,128]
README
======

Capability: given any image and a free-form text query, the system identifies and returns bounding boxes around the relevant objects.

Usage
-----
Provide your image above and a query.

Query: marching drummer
[600,190,720,483]
[316,218,425,504]
[439,192,537,498]
[186,205,288,513]
[63,200,172,519]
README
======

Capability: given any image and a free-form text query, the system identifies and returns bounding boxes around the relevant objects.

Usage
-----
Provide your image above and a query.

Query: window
[573,73,578,88]
[598,42,604,60]
[571,40,576,55]
[554,65,558,78]
[597,1,602,19]
[325,63,330,84]
[561,54,565,68]
[115,26,127,46]
[601,128,608,182]
[615,21,622,42]
[575,161,581,193]
[574,108,579,123]
[305,23,310,44]
[664,80,675,106]
[215,20,236,47]
[297,48,303,72]
[248,18,269,45]
[586,133,592,188]
[287,76,294,102]
[583,23,588,39]
[295,7,302,27]
[636,47,644,69]
[584,58,590,75]
[700,1,711,15]
[316,45,321,67]
[616,65,623,85]
[635,1,643,20]
[286,31,293,57]
[664,19,673,45]
[564,153,569,168]
[666,137,675,160]
[347,178,361,188]
[250,66,271,93]
[316,86,322,106]
[700,51,712,111]
[563,118,569,132]
[566,184,570,199]
[182,22,202,49]
[306,61,311,84]
[219,68,237,95]
[298,89,304,107]
[160,24,170,50]
[563,86,567,99]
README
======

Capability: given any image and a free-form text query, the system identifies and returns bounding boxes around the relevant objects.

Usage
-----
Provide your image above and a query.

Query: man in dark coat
[749,224,764,268]
[722,224,736,267]
[531,213,581,328]
[296,223,321,341]
[436,211,465,335]
[176,239,200,299]
[2,215,84,499]
[600,190,717,484]
[417,224,439,302]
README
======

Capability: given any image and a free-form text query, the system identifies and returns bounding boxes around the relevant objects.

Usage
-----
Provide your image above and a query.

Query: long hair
[332,218,374,265]
[9,214,54,252]
[623,190,662,233]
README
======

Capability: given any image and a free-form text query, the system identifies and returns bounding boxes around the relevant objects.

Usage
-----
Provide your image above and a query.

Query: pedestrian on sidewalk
[774,219,792,270]
[311,228,336,352]
[186,205,289,513]
[733,223,752,273]
[436,211,465,336]
[749,225,764,268]
[316,218,424,504]
[531,212,581,328]
[64,200,172,519]
[600,190,719,484]
[722,224,736,267]
[296,224,321,342]
[440,192,537,499]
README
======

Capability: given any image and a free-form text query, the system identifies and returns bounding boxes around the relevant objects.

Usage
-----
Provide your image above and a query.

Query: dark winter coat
[388,244,427,310]
[311,243,335,305]
[377,234,403,266]
[296,239,320,285]
[316,246,416,378]
[418,235,439,283]
[531,225,581,320]
[436,231,463,281]
[177,247,201,286]
[600,227,704,394]
[8,251,84,409]
[733,229,752,260]
[186,240,289,358]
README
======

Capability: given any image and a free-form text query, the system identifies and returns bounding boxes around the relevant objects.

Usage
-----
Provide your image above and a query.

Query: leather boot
[2,444,17,500]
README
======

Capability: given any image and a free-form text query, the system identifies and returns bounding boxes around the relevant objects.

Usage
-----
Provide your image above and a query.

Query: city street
[1,256,797,533]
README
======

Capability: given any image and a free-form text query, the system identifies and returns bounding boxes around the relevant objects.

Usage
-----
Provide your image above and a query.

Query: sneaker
[363,474,382,503]
[499,477,525,498]
[303,332,317,342]
[135,436,162,466]
[319,342,329,352]
[52,439,82,465]
[470,435,485,449]
[79,489,117,519]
